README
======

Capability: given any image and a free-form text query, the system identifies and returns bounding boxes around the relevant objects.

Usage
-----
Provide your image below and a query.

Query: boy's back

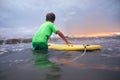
[32,21,58,44]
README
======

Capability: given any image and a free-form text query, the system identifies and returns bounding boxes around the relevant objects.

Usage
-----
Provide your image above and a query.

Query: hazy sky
[0,0,120,38]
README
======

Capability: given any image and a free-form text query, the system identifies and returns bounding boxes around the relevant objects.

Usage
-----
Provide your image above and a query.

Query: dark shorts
[32,42,48,51]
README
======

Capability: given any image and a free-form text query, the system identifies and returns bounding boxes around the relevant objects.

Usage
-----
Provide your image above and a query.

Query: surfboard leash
[70,44,89,62]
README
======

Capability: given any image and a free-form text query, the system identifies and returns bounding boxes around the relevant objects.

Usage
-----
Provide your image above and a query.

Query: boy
[32,12,71,50]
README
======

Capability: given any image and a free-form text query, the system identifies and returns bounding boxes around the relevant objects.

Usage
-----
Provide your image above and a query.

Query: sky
[0,0,120,38]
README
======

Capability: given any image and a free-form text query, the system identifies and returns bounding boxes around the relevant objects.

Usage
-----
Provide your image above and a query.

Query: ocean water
[0,36,120,80]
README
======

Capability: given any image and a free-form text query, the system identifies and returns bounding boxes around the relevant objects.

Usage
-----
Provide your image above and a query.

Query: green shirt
[32,21,58,44]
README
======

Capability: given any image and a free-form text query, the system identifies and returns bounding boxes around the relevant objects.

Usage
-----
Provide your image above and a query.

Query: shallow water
[0,36,120,80]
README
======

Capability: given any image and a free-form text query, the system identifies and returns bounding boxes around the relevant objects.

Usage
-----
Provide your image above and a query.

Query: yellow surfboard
[48,43,102,51]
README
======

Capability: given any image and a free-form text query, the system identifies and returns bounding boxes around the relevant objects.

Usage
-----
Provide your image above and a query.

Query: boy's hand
[66,41,73,46]
[57,30,73,46]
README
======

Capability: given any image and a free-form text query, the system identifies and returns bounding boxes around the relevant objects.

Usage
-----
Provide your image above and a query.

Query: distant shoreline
[0,35,119,45]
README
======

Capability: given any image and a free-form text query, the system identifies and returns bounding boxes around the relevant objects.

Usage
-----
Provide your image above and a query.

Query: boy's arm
[57,30,71,45]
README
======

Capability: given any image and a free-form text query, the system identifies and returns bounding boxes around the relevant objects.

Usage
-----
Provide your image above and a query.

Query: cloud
[0,26,38,39]
[0,0,120,38]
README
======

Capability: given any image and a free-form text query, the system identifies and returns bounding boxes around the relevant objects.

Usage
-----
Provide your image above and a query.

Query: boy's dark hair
[46,12,55,22]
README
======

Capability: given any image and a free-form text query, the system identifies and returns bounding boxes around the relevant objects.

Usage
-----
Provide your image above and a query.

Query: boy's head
[46,12,55,22]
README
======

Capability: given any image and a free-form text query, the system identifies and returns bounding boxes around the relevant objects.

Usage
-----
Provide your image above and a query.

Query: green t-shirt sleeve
[51,24,58,34]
